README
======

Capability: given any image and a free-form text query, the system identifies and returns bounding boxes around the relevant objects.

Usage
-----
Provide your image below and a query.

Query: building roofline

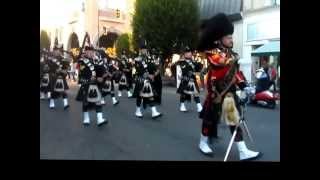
[243,5,280,15]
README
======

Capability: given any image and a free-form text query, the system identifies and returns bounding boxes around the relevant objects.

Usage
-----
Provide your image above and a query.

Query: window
[271,0,279,6]
[247,23,258,41]
[267,0,279,6]
[264,0,273,7]
[247,20,280,41]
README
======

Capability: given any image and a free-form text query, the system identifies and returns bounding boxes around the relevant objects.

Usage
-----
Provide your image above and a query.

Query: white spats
[118,91,122,97]
[47,92,51,99]
[83,112,90,125]
[40,92,45,100]
[96,112,107,126]
[112,97,119,105]
[63,98,69,109]
[199,134,213,155]
[236,141,260,161]
[135,106,143,118]
[127,91,133,98]
[179,103,187,112]
[196,103,203,112]
[101,98,106,105]
[151,106,161,118]
[49,99,55,109]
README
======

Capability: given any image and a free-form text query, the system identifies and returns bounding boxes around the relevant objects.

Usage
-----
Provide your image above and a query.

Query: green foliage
[115,33,131,56]
[40,30,51,50]
[132,0,200,59]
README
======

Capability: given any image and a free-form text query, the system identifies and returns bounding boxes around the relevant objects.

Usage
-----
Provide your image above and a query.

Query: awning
[251,41,280,56]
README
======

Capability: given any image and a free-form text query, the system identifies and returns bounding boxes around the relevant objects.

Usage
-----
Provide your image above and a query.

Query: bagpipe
[207,49,245,101]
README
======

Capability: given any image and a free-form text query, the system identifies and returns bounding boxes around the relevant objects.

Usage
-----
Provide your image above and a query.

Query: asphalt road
[40,81,280,161]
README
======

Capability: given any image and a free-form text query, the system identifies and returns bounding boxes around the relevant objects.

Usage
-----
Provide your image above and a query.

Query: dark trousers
[119,85,132,91]
[40,86,50,93]
[82,101,102,112]
[180,93,200,103]
[67,72,76,81]
[51,91,67,99]
[103,91,116,98]
[201,123,243,142]
[229,125,244,142]
[136,96,156,107]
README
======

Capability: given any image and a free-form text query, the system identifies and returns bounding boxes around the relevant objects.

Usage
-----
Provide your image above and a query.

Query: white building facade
[240,0,280,82]
[40,0,135,51]
[198,0,280,83]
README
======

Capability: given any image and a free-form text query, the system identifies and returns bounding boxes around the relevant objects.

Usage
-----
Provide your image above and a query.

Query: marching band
[40,13,262,161]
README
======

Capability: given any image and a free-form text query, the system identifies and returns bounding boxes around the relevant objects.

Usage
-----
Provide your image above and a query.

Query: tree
[40,30,51,50]
[132,0,200,60]
[115,33,134,56]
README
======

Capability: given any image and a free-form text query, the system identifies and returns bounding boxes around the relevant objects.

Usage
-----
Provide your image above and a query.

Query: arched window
[98,32,119,48]
[68,32,80,49]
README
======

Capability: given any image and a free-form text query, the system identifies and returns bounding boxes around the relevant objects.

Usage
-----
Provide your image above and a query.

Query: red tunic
[206,49,245,87]
[202,49,245,110]
[206,52,231,81]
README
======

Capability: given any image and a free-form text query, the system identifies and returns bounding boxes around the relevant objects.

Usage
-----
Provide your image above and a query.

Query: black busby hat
[96,49,107,58]
[184,46,192,53]
[138,38,147,49]
[84,45,94,51]
[197,13,234,51]
[150,47,157,54]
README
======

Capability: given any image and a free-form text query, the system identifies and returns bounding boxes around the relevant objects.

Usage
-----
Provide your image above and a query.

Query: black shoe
[240,152,263,161]
[83,122,90,126]
[113,101,119,106]
[64,105,70,110]
[199,149,214,157]
[97,120,108,126]
[152,113,162,119]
